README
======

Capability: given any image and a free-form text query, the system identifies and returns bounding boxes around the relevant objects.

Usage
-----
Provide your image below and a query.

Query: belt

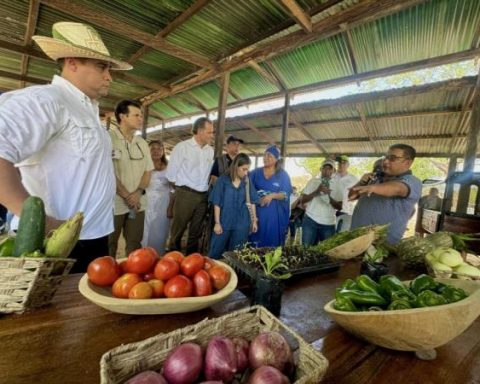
[177,185,207,195]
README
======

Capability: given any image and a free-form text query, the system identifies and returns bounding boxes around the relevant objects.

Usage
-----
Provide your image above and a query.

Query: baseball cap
[226,135,244,144]
[336,155,349,162]
[321,160,336,169]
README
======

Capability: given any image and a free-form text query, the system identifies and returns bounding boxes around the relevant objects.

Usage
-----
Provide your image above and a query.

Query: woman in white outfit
[142,140,172,255]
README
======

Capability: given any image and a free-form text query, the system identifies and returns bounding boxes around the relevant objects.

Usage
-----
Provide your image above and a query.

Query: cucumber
[13,196,46,257]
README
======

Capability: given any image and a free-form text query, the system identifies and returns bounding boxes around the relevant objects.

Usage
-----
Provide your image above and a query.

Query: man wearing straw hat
[0,22,132,272]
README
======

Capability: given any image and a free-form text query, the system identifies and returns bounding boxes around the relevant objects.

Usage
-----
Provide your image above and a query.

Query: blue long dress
[248,167,292,247]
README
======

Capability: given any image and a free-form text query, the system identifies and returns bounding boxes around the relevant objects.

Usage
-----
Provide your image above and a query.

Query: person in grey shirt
[349,144,422,245]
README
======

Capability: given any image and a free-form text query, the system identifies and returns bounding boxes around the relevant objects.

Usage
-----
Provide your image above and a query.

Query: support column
[142,104,149,139]
[215,72,230,158]
[458,74,480,213]
[442,156,457,213]
[280,93,290,159]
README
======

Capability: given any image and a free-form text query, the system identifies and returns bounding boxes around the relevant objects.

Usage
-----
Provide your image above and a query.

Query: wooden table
[1,261,479,384]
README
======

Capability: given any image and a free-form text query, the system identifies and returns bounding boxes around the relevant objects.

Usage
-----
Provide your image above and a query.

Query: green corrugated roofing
[229,66,279,99]
[350,0,480,72]
[150,101,180,119]
[163,95,201,114]
[0,50,22,74]
[188,81,236,108]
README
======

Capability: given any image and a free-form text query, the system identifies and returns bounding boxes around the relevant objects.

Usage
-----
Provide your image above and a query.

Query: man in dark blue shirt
[210,135,244,185]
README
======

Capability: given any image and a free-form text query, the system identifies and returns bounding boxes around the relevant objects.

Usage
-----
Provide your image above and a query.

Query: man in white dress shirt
[333,155,359,232]
[0,22,132,272]
[166,117,215,254]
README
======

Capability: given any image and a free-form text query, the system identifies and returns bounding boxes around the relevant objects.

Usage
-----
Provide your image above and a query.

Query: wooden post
[280,93,290,159]
[215,72,230,158]
[457,74,480,213]
[142,104,149,139]
[442,156,458,214]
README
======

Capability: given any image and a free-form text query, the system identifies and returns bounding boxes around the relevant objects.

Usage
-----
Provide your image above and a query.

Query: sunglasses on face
[126,142,144,160]
[384,154,409,162]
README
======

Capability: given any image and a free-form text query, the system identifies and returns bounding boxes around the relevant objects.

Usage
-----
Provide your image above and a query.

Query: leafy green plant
[251,247,291,280]
[363,244,389,264]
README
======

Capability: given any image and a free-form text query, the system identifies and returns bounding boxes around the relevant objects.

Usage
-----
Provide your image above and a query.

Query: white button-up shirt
[166,137,213,192]
[0,75,115,239]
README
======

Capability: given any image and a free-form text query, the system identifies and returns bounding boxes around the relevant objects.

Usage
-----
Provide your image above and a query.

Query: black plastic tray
[222,250,342,282]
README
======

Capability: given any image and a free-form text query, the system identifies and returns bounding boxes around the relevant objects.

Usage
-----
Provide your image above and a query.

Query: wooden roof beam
[128,0,211,65]
[40,0,211,67]
[355,103,380,153]
[292,120,328,154]
[239,120,276,145]
[279,0,312,33]
[142,0,428,104]
[20,0,41,88]
[248,60,285,91]
[160,99,185,116]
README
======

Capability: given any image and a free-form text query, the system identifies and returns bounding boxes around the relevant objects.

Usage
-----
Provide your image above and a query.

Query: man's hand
[45,216,64,236]
[125,190,141,208]
[316,185,331,195]
[350,185,376,198]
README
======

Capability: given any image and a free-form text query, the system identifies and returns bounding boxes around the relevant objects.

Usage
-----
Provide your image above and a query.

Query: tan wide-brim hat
[32,22,132,71]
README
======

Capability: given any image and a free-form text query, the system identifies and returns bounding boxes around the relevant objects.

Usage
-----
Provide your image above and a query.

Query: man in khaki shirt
[108,100,153,257]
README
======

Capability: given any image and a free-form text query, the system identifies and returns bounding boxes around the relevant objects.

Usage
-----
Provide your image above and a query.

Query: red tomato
[144,246,160,259]
[203,257,217,271]
[128,282,153,299]
[208,265,231,290]
[193,269,213,296]
[126,248,158,274]
[87,256,120,287]
[154,258,180,281]
[143,271,156,281]
[163,251,184,264]
[119,260,129,274]
[181,254,205,278]
[112,273,142,298]
[164,275,193,298]
[148,279,165,298]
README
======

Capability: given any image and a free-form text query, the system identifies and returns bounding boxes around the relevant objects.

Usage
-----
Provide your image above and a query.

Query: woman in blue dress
[249,145,292,247]
[209,153,258,259]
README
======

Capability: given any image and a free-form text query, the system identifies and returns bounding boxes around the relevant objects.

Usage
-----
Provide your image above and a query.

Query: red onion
[162,343,203,384]
[249,366,290,384]
[249,332,294,374]
[232,337,250,373]
[204,336,237,381]
[126,370,168,384]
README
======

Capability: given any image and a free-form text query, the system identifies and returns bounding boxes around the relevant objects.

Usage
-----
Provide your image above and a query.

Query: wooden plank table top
[0,261,479,384]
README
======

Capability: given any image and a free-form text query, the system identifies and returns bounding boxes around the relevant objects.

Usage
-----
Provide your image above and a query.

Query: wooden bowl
[325,231,375,260]
[78,261,238,315]
[324,278,480,352]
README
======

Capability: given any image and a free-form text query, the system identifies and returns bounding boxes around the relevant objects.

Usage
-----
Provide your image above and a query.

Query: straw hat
[32,22,132,70]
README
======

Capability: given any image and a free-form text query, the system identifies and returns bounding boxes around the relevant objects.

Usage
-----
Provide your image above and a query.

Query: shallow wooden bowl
[324,278,480,351]
[325,231,375,260]
[78,261,238,315]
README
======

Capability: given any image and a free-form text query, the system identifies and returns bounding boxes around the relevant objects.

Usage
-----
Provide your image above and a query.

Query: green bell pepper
[0,237,15,257]
[417,290,447,307]
[441,286,468,303]
[337,288,387,307]
[340,278,359,290]
[334,292,358,312]
[356,275,383,294]
[409,274,438,295]
[379,275,407,297]
[388,299,412,310]
[391,289,417,307]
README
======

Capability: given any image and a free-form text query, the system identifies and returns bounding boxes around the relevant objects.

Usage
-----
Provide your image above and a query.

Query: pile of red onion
[125,331,294,384]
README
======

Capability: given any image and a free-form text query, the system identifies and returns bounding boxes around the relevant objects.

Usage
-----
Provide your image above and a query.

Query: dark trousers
[69,236,109,274]
[169,187,208,254]
[108,211,145,258]
[302,215,336,246]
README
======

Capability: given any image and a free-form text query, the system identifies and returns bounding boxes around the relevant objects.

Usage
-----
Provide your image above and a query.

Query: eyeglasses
[125,142,144,160]
[384,154,409,162]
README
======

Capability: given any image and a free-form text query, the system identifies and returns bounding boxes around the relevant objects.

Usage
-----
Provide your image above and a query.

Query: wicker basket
[0,256,75,314]
[100,306,329,384]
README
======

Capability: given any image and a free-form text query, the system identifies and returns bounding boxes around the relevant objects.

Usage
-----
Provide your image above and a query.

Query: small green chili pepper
[441,286,468,303]
[388,299,412,310]
[337,289,387,306]
[0,237,15,257]
[417,290,447,307]
[334,295,358,312]
[340,278,359,290]
[356,275,383,294]
[391,289,417,307]
[410,274,438,295]
[379,275,407,297]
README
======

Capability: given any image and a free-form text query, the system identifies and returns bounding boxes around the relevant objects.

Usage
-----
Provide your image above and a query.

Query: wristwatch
[137,188,146,195]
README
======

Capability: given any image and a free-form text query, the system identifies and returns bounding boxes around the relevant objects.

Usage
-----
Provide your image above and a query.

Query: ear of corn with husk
[44,212,83,258]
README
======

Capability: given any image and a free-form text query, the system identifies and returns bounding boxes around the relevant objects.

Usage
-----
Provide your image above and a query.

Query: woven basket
[100,305,329,384]
[0,256,75,314]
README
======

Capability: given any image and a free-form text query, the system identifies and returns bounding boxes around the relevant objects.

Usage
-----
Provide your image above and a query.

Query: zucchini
[13,196,46,257]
